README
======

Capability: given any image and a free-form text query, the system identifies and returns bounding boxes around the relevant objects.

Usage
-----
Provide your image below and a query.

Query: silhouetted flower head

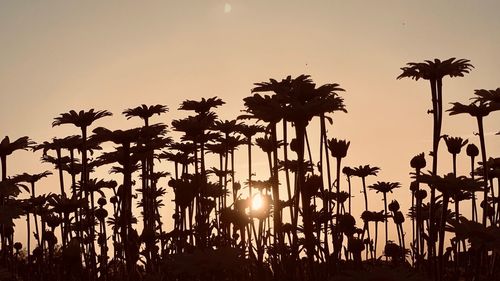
[247,179,273,192]
[236,124,265,139]
[369,181,400,194]
[392,211,405,224]
[0,136,33,157]
[123,104,168,124]
[328,138,350,159]
[212,119,241,136]
[52,109,112,129]
[410,153,426,170]
[43,231,57,246]
[348,237,364,253]
[12,171,52,185]
[361,210,387,223]
[45,214,61,228]
[342,166,354,177]
[336,214,356,235]
[472,88,500,105]
[95,208,108,221]
[97,197,107,206]
[448,100,498,118]
[388,200,400,212]
[415,189,427,201]
[48,195,86,214]
[179,97,225,114]
[397,58,473,81]
[443,135,468,155]
[240,94,283,124]
[14,242,22,252]
[290,138,298,152]
[466,143,479,158]
[304,175,322,198]
[255,137,282,153]
[332,191,349,204]
[352,165,380,178]
[416,172,483,197]
[384,242,404,260]
[409,181,419,192]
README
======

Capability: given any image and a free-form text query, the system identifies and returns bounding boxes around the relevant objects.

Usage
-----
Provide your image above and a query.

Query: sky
[1,0,499,249]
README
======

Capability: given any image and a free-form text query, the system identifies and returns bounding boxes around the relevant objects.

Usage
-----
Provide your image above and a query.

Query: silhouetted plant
[368,181,400,247]
[1,65,498,281]
[466,144,480,222]
[416,172,483,275]
[448,93,500,226]
[398,58,473,270]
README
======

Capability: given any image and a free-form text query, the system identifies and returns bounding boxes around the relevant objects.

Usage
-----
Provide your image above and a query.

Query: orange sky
[1,1,499,249]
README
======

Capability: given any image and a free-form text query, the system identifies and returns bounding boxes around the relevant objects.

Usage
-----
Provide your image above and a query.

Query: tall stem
[477,116,489,225]
[384,192,388,246]
[429,79,439,270]
[470,156,477,222]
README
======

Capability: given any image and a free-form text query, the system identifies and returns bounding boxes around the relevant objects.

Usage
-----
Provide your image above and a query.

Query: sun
[224,3,232,13]
[251,193,263,211]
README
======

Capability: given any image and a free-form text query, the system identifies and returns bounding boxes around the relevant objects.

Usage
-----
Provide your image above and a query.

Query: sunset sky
[1,1,499,245]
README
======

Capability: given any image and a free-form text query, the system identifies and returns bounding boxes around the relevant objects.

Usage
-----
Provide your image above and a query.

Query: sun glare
[251,193,263,211]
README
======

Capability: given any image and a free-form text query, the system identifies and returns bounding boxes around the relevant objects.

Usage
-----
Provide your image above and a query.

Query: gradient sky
[1,1,499,246]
